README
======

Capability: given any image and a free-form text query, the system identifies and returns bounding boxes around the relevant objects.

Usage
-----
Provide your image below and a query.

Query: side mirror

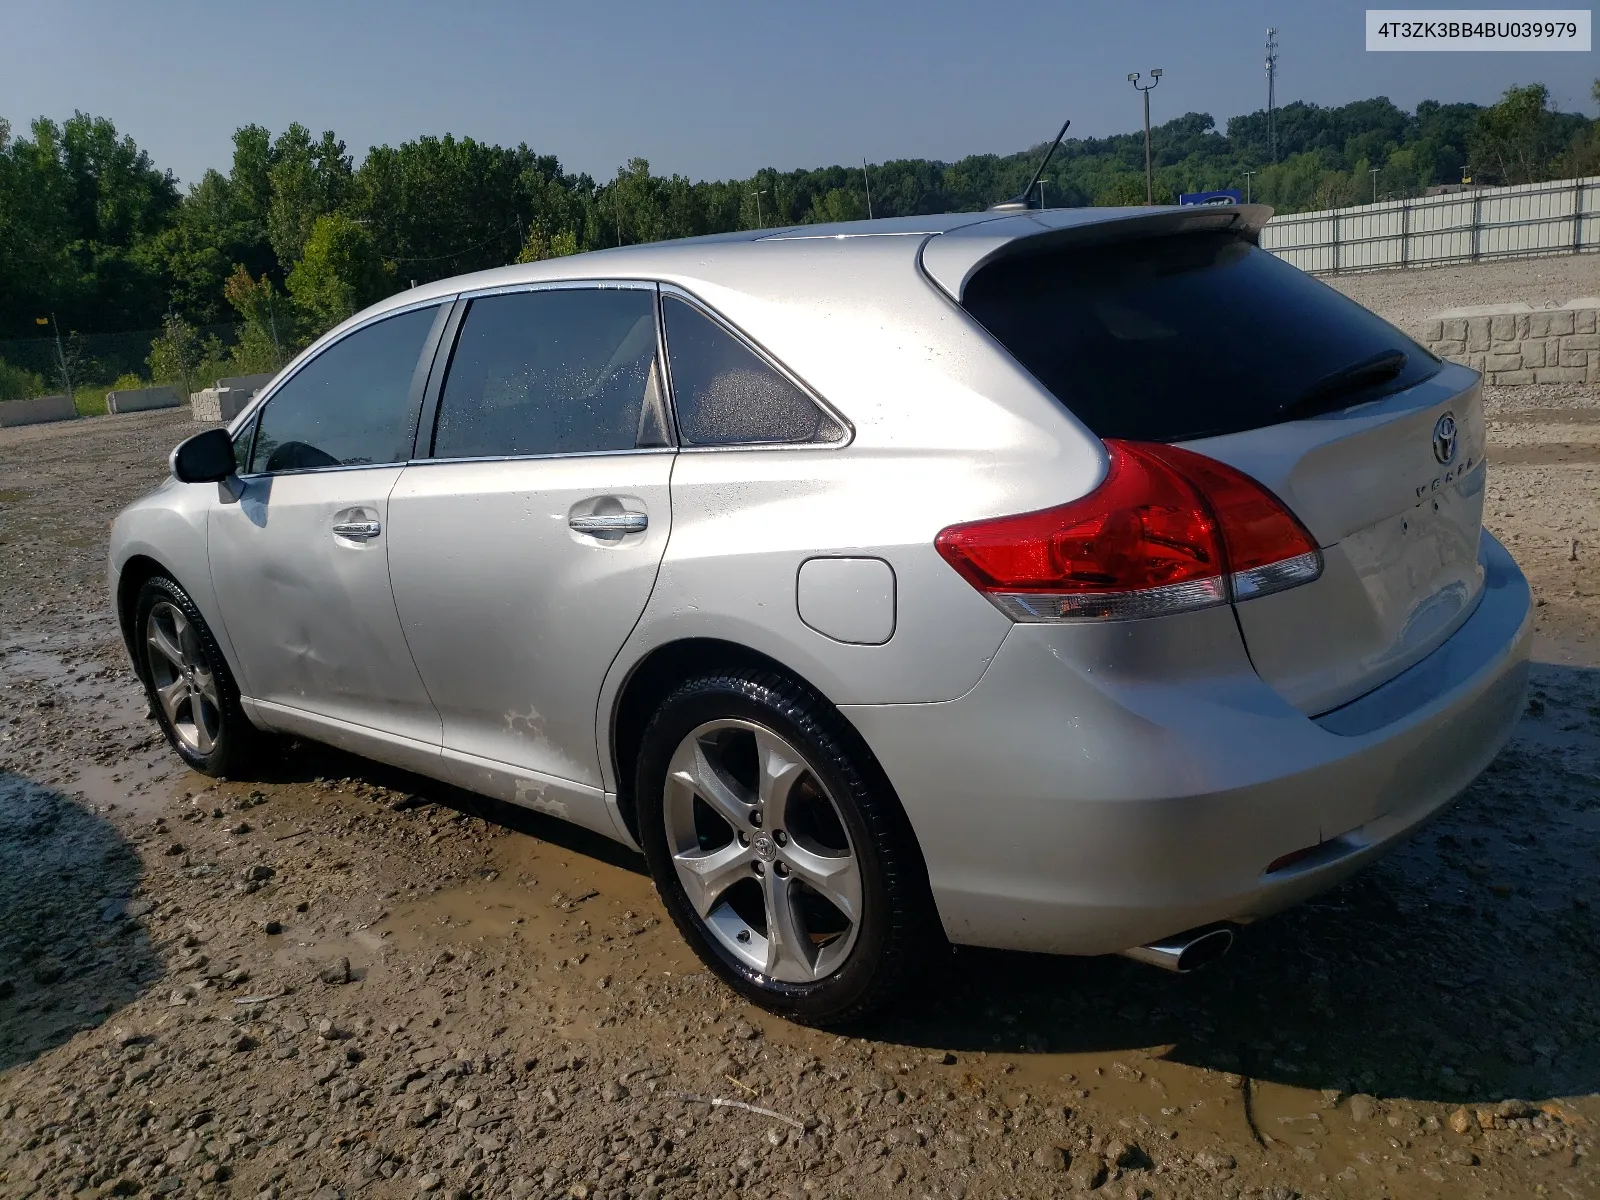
[170,428,237,484]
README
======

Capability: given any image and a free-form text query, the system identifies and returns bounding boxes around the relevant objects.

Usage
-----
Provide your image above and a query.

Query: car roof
[362,203,1273,324]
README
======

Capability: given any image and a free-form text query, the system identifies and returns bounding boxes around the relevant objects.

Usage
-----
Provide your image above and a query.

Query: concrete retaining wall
[1419,300,1600,386]
[106,384,182,414]
[0,394,77,428]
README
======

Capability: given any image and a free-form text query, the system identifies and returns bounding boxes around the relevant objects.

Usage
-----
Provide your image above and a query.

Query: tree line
[1,80,1596,369]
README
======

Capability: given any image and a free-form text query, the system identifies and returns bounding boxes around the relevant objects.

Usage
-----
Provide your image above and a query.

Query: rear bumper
[842,531,1532,956]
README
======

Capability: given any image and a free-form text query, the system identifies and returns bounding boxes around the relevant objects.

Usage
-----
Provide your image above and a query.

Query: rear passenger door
[387,282,673,834]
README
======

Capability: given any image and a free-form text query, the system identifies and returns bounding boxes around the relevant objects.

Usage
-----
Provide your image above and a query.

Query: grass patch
[73,385,108,417]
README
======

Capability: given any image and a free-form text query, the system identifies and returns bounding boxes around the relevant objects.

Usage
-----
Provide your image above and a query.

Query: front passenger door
[387,283,673,834]
[208,304,447,768]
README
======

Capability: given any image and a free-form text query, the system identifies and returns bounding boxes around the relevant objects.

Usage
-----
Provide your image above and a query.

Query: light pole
[1243,169,1257,203]
[1128,69,1162,205]
[1265,28,1279,163]
[749,188,768,228]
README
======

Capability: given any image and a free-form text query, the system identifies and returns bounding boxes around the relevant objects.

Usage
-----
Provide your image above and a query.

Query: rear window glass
[961,232,1440,442]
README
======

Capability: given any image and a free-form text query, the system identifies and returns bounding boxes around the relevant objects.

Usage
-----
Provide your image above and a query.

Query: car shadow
[220,663,1599,1110]
[865,661,1600,1108]
[0,772,164,1072]
[246,737,649,876]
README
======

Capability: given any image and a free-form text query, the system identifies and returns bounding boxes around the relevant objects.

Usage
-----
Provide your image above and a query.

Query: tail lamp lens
[934,440,1321,622]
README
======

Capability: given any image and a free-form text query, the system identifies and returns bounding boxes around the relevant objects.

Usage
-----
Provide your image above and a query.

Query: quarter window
[250,306,437,474]
[231,415,256,475]
[661,296,842,446]
[431,287,669,459]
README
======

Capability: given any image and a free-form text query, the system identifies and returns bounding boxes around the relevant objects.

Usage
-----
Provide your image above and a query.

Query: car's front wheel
[134,574,263,777]
[635,668,937,1024]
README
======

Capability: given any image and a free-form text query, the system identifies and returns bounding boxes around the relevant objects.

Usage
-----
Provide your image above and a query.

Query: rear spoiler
[919,203,1275,302]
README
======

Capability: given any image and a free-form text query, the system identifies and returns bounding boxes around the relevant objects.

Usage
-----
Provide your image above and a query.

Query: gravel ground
[2,263,1600,1200]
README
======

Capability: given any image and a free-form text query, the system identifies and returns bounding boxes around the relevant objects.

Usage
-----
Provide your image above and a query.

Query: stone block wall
[190,386,254,423]
[191,373,272,423]
[1419,303,1600,386]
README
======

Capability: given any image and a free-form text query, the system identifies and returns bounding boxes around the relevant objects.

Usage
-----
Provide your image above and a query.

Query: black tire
[635,667,940,1024]
[133,574,266,777]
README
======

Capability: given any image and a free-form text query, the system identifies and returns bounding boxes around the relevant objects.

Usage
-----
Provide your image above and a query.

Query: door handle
[569,512,648,535]
[332,519,382,541]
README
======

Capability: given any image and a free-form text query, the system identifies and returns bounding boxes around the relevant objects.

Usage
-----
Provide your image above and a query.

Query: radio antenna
[989,119,1070,212]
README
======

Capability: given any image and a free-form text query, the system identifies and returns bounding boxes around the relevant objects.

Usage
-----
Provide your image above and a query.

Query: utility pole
[1370,167,1381,203]
[749,188,768,227]
[50,312,71,401]
[1128,69,1163,205]
[862,158,874,220]
[1037,179,1048,209]
[1243,169,1257,203]
[1265,28,1280,163]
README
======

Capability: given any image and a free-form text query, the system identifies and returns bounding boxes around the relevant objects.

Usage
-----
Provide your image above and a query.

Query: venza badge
[1432,412,1458,465]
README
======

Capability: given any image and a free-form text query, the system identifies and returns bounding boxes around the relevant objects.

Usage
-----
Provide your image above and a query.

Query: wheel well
[115,554,169,680]
[610,638,827,842]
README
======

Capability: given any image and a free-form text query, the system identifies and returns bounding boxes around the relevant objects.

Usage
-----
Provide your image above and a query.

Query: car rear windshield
[961,231,1440,442]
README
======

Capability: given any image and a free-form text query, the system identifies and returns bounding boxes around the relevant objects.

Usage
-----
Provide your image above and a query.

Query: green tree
[267,124,353,267]
[147,311,201,397]
[0,357,46,401]
[223,265,288,372]
[808,188,865,223]
[353,134,574,281]
[1559,79,1600,176]
[1093,174,1151,206]
[287,212,393,333]
[0,112,177,337]
[1470,84,1563,185]
[514,223,580,262]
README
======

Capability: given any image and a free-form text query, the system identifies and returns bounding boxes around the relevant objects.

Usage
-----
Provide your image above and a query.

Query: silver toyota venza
[111,204,1532,1022]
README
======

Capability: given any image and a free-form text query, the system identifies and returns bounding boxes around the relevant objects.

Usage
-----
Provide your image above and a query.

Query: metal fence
[1259,175,1600,274]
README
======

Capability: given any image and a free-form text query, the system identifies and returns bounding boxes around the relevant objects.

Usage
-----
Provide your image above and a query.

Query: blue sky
[3,0,1595,186]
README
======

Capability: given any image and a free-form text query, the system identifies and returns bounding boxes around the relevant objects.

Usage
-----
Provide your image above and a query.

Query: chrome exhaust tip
[1119,925,1234,973]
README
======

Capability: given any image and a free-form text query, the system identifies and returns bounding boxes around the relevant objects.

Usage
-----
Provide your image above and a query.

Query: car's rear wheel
[134,575,263,777]
[635,668,937,1024]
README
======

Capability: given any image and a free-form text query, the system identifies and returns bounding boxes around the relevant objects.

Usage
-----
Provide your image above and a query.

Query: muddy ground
[2,257,1599,1200]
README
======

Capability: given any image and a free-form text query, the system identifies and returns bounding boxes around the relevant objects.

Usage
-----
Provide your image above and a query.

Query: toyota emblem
[1431,412,1458,465]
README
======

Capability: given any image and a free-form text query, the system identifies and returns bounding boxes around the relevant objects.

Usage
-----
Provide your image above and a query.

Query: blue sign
[1178,188,1244,207]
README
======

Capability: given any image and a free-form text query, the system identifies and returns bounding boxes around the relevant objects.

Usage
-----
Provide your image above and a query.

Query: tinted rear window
[962,232,1439,442]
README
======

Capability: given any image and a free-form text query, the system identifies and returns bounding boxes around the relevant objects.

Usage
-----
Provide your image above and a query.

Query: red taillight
[934,440,1321,622]
[1139,442,1324,601]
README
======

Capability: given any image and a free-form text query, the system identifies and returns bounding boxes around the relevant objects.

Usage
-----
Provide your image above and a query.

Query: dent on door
[207,469,441,752]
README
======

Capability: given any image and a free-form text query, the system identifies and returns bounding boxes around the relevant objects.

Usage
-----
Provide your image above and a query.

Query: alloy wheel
[662,718,863,983]
[145,600,222,755]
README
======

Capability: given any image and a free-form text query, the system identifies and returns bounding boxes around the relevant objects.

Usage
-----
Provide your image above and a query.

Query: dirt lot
[2,257,1599,1200]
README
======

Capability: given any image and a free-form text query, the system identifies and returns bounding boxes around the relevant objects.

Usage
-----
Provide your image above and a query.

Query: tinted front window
[432,288,668,459]
[251,306,436,473]
[662,296,842,446]
[962,233,1440,442]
